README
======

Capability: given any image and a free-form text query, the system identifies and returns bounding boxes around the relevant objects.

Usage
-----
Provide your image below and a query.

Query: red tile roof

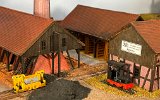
[132,20,160,53]
[61,5,140,40]
[0,7,53,55]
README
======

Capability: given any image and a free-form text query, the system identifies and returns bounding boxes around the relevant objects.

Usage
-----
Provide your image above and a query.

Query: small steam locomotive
[106,60,136,94]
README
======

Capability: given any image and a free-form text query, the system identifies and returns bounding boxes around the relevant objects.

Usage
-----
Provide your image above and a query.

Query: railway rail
[0,89,31,100]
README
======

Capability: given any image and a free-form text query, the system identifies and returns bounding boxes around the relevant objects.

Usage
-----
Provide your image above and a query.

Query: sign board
[121,40,142,56]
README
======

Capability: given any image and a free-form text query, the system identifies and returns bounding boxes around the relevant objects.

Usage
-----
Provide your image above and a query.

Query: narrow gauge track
[102,81,137,94]
[0,89,31,100]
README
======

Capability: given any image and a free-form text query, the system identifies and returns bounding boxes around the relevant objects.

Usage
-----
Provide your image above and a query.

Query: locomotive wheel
[102,80,136,95]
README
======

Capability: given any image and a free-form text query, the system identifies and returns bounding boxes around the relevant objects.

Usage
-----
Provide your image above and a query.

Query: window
[41,40,46,50]
[134,65,140,78]
[62,38,66,47]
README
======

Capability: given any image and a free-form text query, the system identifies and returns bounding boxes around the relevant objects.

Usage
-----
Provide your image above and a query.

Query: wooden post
[0,48,2,56]
[76,49,80,68]
[52,52,54,74]
[138,65,142,86]
[13,57,20,71]
[104,41,109,61]
[93,38,97,58]
[149,67,156,92]
[58,33,61,77]
[51,33,55,74]
[29,56,38,74]
[133,63,136,84]
[21,57,26,74]
[6,51,10,71]
[149,56,157,92]
[157,66,159,89]
[77,49,80,68]
[26,57,36,74]
[0,50,6,62]
[66,50,74,70]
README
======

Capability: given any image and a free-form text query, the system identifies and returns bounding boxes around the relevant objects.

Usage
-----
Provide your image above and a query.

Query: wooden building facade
[109,20,160,92]
[61,5,143,61]
[0,7,84,76]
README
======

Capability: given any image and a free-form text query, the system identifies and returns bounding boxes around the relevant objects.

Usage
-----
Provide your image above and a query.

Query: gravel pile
[28,75,91,100]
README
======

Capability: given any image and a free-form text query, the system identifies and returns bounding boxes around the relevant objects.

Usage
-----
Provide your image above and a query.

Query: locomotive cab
[107,60,132,84]
[106,60,135,94]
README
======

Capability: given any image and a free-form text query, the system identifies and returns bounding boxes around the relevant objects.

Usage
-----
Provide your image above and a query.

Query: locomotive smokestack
[34,0,50,19]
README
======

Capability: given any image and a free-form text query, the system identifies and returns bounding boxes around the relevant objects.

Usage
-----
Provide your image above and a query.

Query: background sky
[0,0,160,20]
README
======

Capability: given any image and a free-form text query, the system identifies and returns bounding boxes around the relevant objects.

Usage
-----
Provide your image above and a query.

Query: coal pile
[28,75,91,100]
[43,74,57,83]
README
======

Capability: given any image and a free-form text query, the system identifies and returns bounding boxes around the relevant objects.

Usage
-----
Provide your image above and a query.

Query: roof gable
[0,6,53,55]
[132,20,160,53]
[61,5,140,40]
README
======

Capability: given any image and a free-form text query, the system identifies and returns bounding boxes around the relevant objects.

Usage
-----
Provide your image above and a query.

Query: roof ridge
[76,4,140,16]
[0,6,53,21]
[131,19,160,26]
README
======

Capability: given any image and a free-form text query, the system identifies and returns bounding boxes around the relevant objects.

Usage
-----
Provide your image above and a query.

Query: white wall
[0,0,160,20]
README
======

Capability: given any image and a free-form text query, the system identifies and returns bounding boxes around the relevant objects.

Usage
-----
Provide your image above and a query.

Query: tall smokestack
[34,0,50,19]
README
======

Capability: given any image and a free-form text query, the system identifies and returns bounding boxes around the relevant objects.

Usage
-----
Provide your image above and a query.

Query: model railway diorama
[0,0,160,99]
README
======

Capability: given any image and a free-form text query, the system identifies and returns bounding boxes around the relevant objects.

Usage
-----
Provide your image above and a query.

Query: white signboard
[121,40,142,56]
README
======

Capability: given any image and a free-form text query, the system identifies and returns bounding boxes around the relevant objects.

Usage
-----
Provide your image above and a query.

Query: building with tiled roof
[60,5,143,60]
[0,6,84,75]
[109,20,160,92]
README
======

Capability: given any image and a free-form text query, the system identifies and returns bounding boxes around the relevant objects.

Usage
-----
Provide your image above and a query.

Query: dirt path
[0,61,160,100]
[79,80,159,100]
[66,63,160,100]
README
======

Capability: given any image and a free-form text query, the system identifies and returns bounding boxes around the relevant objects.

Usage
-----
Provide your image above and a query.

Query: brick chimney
[34,0,50,19]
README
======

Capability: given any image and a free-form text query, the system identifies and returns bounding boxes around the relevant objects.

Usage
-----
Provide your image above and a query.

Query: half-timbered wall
[109,26,160,91]
[109,26,155,68]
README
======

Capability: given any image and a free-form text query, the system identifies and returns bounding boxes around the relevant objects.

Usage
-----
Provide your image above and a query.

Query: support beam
[6,51,10,71]
[0,48,2,56]
[10,54,16,64]
[142,68,150,88]
[157,66,159,89]
[58,49,61,77]
[13,57,20,71]
[76,49,80,68]
[29,56,38,74]
[133,63,136,84]
[93,38,97,58]
[66,50,74,70]
[52,52,55,74]
[149,66,156,92]
[42,54,48,59]
[26,57,36,74]
[51,32,55,74]
[107,41,110,62]
[21,57,26,74]
[104,41,109,61]
[0,50,6,62]
[58,34,61,77]
[138,65,142,86]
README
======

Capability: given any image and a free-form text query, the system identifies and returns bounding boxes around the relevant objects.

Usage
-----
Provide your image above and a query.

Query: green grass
[85,74,160,98]
[141,14,160,20]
